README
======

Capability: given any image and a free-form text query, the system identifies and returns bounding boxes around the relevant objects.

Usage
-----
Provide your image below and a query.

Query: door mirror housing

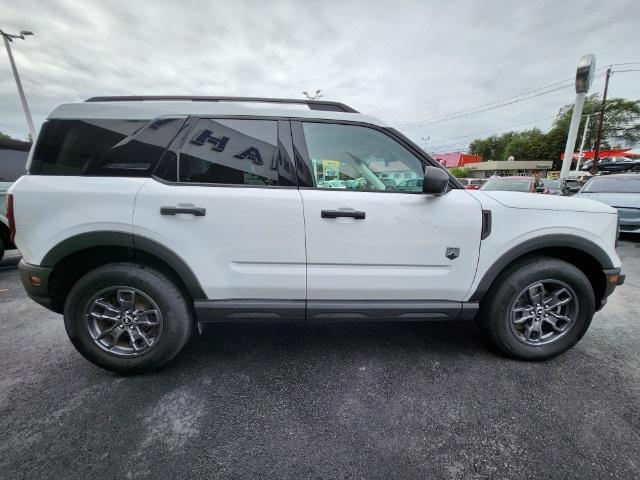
[535,186,546,193]
[422,166,450,195]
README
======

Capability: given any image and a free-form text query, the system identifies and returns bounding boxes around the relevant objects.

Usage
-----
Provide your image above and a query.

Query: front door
[292,121,482,304]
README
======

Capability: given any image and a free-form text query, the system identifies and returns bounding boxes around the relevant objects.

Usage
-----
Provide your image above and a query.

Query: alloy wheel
[85,286,163,357]
[509,279,578,346]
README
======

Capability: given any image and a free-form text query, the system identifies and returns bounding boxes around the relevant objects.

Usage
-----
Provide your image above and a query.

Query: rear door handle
[321,210,366,220]
[160,206,206,216]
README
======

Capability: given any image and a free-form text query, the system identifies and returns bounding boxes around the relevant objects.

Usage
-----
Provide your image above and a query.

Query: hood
[473,191,617,214]
[575,192,640,209]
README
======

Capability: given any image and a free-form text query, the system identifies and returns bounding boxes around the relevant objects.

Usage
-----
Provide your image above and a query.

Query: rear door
[133,118,306,311]
[292,120,483,304]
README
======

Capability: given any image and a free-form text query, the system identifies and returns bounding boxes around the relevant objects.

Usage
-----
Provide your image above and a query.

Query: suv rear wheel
[64,263,192,373]
[479,256,595,360]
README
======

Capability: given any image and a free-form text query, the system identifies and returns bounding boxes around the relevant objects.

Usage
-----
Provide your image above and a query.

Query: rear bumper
[18,259,58,312]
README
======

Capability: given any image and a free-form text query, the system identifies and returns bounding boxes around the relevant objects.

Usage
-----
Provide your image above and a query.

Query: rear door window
[178,119,294,186]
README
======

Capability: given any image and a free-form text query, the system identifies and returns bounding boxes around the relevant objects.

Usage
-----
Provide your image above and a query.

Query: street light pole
[1,29,36,140]
[590,67,612,175]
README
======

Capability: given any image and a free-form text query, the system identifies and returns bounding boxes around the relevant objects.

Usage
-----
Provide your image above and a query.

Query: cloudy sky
[1,0,639,151]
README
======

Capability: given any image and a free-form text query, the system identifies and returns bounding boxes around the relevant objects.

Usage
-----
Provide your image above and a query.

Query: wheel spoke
[90,311,121,323]
[135,326,153,347]
[545,287,572,310]
[528,283,545,305]
[107,328,125,349]
[128,329,143,352]
[542,315,567,333]
[524,322,541,342]
[135,310,160,326]
[549,312,573,324]
[94,299,121,315]
[513,314,534,325]
[117,289,136,312]
[96,323,121,340]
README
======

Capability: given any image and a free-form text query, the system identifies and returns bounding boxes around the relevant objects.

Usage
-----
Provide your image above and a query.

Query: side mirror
[568,186,580,193]
[535,186,546,193]
[422,166,450,195]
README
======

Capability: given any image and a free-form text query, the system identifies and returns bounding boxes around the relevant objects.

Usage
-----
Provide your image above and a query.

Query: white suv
[8,96,624,373]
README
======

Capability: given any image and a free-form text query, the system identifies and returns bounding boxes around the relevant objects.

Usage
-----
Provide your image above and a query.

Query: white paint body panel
[465,191,621,300]
[8,175,146,264]
[300,189,483,300]
[132,180,306,300]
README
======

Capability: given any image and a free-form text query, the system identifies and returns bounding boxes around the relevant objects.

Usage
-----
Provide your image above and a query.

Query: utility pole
[575,115,591,173]
[590,67,612,175]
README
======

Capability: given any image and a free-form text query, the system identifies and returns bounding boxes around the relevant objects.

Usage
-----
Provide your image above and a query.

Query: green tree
[450,166,471,178]
[468,95,640,168]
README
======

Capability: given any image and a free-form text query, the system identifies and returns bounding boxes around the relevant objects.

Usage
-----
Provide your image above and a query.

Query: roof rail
[85,96,359,113]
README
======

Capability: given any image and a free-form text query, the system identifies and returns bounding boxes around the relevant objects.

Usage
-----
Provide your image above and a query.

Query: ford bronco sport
[8,96,624,373]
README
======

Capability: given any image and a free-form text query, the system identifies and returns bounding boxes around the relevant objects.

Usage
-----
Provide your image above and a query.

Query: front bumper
[18,259,58,312]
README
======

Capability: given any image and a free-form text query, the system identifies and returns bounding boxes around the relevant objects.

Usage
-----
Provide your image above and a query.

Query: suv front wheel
[479,256,595,360]
[64,263,193,373]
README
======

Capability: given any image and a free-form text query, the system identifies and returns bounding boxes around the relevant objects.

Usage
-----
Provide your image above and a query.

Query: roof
[434,152,482,168]
[48,97,388,127]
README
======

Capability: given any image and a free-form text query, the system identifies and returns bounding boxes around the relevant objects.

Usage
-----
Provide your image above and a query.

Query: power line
[398,67,622,130]
[404,73,611,130]
[398,82,574,129]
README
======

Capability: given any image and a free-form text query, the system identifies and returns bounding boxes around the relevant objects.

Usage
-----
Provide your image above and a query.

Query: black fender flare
[41,231,206,300]
[468,234,614,302]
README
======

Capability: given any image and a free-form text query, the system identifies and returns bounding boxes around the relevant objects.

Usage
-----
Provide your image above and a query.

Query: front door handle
[160,206,206,216]
[321,210,366,220]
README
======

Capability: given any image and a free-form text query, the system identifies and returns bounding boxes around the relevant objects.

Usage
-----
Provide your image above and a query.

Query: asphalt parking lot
[1,238,639,480]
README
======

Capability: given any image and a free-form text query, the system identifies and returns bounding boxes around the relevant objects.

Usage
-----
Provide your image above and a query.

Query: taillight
[6,194,16,243]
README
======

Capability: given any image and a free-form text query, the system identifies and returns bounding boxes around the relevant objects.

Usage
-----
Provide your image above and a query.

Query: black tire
[64,263,193,374]
[478,256,595,360]
[0,237,4,264]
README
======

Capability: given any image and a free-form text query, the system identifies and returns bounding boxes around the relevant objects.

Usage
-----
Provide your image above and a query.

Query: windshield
[481,178,531,192]
[581,176,640,193]
[544,179,561,188]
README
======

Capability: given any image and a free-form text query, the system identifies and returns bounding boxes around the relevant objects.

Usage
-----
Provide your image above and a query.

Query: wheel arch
[469,234,613,310]
[43,231,206,313]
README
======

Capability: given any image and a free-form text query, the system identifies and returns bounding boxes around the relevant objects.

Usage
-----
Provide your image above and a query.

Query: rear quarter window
[30,118,184,177]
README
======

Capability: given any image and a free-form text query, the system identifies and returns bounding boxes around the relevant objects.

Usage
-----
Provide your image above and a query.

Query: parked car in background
[0,138,30,262]
[543,179,563,195]
[480,176,548,194]
[575,174,640,234]
[458,178,483,190]
[580,156,639,173]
